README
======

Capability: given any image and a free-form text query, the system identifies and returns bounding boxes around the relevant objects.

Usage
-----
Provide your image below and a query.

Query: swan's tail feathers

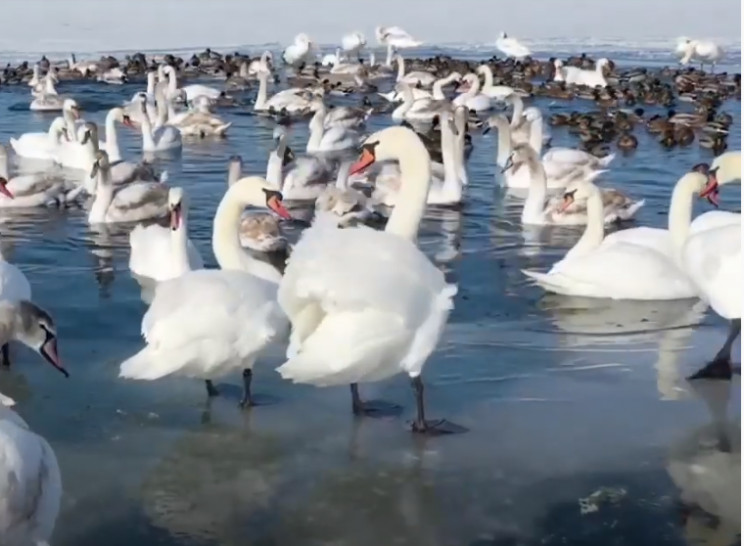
[215,122,232,136]
[377,91,396,102]
[618,198,645,220]
[521,269,570,294]
[584,169,608,183]
[598,153,616,167]
[119,347,160,380]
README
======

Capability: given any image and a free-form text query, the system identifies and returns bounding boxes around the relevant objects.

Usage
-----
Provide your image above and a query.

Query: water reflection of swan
[86,223,131,298]
[667,381,740,546]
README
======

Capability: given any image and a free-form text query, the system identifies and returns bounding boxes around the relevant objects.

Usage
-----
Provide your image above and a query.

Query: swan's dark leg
[689,319,741,380]
[205,379,219,397]
[1,344,9,368]
[350,383,401,417]
[239,368,254,408]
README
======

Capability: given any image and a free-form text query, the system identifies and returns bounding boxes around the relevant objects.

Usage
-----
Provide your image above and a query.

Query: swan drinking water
[277,126,458,435]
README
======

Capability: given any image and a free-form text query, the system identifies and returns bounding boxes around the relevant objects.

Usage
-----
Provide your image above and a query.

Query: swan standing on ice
[129,187,204,282]
[375,26,422,48]
[277,126,458,435]
[341,31,366,59]
[120,176,292,406]
[282,33,315,67]
[684,152,741,380]
[677,37,725,71]
[495,32,531,59]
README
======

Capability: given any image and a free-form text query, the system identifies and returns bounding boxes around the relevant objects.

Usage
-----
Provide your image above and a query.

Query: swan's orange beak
[170,203,182,231]
[350,148,375,175]
[559,193,574,213]
[700,171,720,207]
[0,178,13,200]
[267,195,292,219]
[122,115,135,128]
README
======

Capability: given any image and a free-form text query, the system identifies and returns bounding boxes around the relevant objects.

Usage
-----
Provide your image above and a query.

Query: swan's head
[108,107,134,128]
[553,59,564,68]
[168,187,186,230]
[596,58,610,70]
[349,126,425,175]
[0,177,13,200]
[523,106,543,123]
[457,73,478,92]
[355,32,367,46]
[229,177,292,219]
[63,98,81,118]
[79,122,99,148]
[560,180,597,212]
[483,113,509,134]
[89,148,110,179]
[7,301,67,377]
[227,155,243,187]
[698,152,741,205]
[295,33,311,46]
[501,143,538,174]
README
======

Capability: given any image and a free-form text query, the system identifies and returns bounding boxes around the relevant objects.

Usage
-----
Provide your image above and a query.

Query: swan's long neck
[255,73,269,110]
[385,44,395,67]
[266,138,286,190]
[454,112,468,184]
[44,77,56,95]
[0,153,8,180]
[668,173,706,256]
[481,66,495,90]
[166,68,178,97]
[335,160,352,189]
[490,118,512,167]
[88,168,114,223]
[62,108,78,142]
[385,135,432,240]
[104,112,122,162]
[431,74,453,100]
[510,95,524,128]
[306,107,325,152]
[146,72,156,96]
[171,205,191,272]
[521,157,548,224]
[395,56,405,81]
[527,116,544,156]
[140,115,157,151]
[212,188,281,283]
[155,94,168,127]
[439,117,462,202]
[564,187,604,260]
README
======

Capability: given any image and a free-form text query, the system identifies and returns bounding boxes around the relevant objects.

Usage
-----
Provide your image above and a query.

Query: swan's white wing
[108,182,167,222]
[278,217,457,382]
[121,270,286,380]
[689,211,741,236]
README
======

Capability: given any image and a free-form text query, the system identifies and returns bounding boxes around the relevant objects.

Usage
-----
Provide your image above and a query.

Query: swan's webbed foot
[350,383,402,417]
[409,376,468,435]
[205,379,219,397]
[238,368,255,409]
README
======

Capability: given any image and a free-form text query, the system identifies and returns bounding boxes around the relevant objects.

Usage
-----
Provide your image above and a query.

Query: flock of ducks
[0,27,738,545]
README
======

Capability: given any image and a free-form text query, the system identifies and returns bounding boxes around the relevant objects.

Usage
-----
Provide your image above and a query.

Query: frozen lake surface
[0,8,740,545]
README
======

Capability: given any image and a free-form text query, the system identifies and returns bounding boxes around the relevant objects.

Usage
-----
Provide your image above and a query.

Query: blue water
[0,48,740,545]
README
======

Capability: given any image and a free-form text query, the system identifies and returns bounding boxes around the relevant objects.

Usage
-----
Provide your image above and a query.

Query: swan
[119,176,292,407]
[375,26,422,48]
[166,95,231,137]
[508,144,643,225]
[323,104,370,129]
[97,66,126,84]
[522,179,699,300]
[505,92,530,145]
[452,73,493,112]
[129,187,204,282]
[123,71,158,126]
[552,59,585,85]
[315,160,381,226]
[477,65,516,100]
[379,71,461,102]
[9,117,69,162]
[495,32,531,59]
[566,58,610,87]
[228,156,287,252]
[341,31,366,58]
[306,101,361,154]
[395,54,436,87]
[0,145,66,208]
[247,51,273,75]
[28,63,41,89]
[391,82,445,122]
[282,33,314,67]
[603,157,740,260]
[160,65,222,102]
[277,126,457,434]
[136,93,182,153]
[87,150,168,224]
[683,153,741,379]
[254,69,315,115]
[29,76,65,112]
[267,130,331,201]
[677,38,725,71]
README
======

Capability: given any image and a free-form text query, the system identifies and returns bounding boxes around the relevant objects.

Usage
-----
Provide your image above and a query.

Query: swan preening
[676,37,725,71]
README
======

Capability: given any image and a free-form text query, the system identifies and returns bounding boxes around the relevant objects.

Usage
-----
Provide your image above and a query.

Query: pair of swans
[120,176,292,407]
[523,154,741,307]
[29,71,66,112]
[507,144,642,225]
[278,125,456,434]
[452,73,493,112]
[554,58,610,88]
[133,92,183,153]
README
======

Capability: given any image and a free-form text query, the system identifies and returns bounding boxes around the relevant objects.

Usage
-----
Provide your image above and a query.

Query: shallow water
[0,47,741,546]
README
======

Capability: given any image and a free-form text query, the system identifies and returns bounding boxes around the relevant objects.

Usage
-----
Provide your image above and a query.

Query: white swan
[522,179,699,300]
[306,101,360,154]
[0,145,66,208]
[129,187,203,282]
[452,73,493,112]
[375,26,422,48]
[564,58,610,87]
[267,129,331,201]
[52,100,91,169]
[282,33,314,67]
[391,82,445,122]
[682,153,741,379]
[29,76,65,112]
[166,95,231,137]
[10,117,69,162]
[228,156,287,252]
[395,54,436,87]
[341,31,366,58]
[495,32,531,59]
[477,65,516,100]
[123,71,158,126]
[247,51,273,75]
[277,126,457,434]
[378,71,461,102]
[254,69,315,115]
[677,38,725,71]
[315,160,381,226]
[508,144,643,225]
[119,176,291,406]
[87,150,168,224]
[136,93,182,153]
[160,65,222,102]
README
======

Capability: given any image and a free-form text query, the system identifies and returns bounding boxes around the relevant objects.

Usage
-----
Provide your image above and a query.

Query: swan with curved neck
[476,65,515,100]
[394,54,435,87]
[103,107,133,161]
[277,125,458,434]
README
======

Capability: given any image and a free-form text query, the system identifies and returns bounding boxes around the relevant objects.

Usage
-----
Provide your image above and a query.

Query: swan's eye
[563,189,577,201]
[261,189,283,203]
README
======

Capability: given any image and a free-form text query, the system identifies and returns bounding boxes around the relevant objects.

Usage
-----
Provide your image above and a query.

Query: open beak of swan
[170,202,182,230]
[40,328,68,378]
[349,145,377,175]
[700,168,720,207]
[122,114,135,128]
[0,178,14,200]
[559,190,576,213]
[263,190,292,219]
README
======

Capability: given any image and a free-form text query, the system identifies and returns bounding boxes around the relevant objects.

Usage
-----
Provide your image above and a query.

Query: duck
[495,32,531,59]
[277,126,457,434]
[9,117,69,162]
[617,132,638,150]
[129,187,203,282]
[508,144,643,225]
[394,54,436,87]
[282,33,315,67]
[452,73,493,111]
[119,176,292,407]
[0,145,66,208]
[228,155,288,252]
[683,152,741,379]
[87,150,168,224]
